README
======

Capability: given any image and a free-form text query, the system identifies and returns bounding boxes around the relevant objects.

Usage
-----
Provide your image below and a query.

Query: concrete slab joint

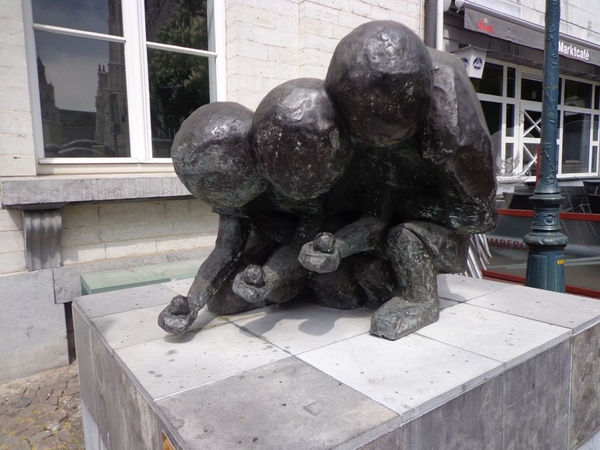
[22,209,62,270]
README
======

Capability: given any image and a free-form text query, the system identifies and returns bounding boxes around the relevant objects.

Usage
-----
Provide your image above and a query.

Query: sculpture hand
[232,265,274,303]
[298,232,341,273]
[158,295,199,335]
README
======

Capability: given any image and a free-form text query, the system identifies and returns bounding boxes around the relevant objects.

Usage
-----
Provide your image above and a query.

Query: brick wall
[226,0,424,110]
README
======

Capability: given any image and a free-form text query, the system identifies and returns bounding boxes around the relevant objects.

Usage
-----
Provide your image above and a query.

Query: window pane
[595,86,600,110]
[145,0,208,51]
[471,62,503,96]
[521,78,543,102]
[148,48,210,157]
[35,31,130,157]
[507,67,516,98]
[504,143,515,173]
[564,80,592,108]
[32,0,123,36]
[506,104,515,137]
[562,112,591,174]
[593,146,598,173]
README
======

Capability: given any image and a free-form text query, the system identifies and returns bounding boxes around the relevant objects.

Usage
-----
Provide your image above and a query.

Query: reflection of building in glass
[37,56,62,151]
[94,0,128,157]
[36,0,129,157]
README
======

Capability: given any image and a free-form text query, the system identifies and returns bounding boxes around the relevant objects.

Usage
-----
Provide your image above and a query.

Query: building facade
[3,0,598,383]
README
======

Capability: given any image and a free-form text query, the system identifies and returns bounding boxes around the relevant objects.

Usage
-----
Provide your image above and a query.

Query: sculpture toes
[370,297,439,341]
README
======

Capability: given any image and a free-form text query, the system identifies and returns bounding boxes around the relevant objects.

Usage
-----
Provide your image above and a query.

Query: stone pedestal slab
[73,274,600,449]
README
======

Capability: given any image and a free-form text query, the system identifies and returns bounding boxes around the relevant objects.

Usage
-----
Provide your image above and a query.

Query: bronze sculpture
[158,20,496,340]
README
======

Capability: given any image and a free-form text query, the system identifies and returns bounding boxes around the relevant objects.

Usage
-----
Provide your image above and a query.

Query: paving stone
[61,386,79,397]
[57,428,72,443]
[12,419,35,436]
[35,434,62,449]
[13,397,33,408]
[31,387,53,405]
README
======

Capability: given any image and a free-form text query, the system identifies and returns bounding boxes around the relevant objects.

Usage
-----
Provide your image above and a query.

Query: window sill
[0,173,192,210]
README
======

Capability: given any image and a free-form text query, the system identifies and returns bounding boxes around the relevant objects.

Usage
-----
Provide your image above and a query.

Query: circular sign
[473,57,484,70]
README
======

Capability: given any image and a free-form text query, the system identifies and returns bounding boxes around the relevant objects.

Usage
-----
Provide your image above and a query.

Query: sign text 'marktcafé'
[558,40,590,61]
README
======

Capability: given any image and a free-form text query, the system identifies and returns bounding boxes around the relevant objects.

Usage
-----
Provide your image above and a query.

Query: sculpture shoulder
[421,48,496,203]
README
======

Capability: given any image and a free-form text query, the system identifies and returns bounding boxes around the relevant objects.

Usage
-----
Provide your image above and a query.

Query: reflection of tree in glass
[148,0,210,150]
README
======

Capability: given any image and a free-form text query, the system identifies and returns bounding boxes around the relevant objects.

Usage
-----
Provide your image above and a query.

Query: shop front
[444,1,600,297]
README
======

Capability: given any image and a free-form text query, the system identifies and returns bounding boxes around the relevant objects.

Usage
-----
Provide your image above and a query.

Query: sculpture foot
[370,296,439,341]
[158,295,199,335]
[232,265,272,303]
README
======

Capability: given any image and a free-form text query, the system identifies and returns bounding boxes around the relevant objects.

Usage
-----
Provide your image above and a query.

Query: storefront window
[472,62,503,96]
[521,78,543,102]
[562,112,591,174]
[564,80,592,109]
[506,104,515,137]
[507,67,516,98]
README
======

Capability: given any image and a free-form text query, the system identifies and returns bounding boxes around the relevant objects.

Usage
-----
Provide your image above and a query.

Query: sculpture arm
[233,212,322,303]
[159,213,250,334]
[299,185,393,273]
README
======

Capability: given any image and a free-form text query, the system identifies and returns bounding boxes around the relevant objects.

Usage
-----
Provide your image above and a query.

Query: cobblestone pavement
[0,363,84,450]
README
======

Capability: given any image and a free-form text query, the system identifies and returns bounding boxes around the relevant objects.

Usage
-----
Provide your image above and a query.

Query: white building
[1,0,598,382]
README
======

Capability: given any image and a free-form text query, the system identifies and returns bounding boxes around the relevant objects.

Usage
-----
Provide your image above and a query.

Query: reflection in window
[504,143,515,174]
[148,49,209,157]
[564,80,592,108]
[145,0,208,50]
[35,31,130,157]
[471,62,503,96]
[32,0,122,36]
[146,0,211,158]
[562,112,591,174]
[521,78,543,102]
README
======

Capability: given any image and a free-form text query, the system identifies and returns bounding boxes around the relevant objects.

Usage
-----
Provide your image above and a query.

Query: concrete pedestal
[73,275,600,450]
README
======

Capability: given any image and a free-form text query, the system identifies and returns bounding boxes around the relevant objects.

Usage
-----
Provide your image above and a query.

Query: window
[473,61,600,180]
[23,0,225,172]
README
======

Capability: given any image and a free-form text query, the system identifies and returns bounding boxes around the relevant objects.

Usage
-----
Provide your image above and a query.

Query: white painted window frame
[21,0,226,175]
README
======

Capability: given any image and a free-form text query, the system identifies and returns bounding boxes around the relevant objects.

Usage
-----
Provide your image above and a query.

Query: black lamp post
[524,0,568,291]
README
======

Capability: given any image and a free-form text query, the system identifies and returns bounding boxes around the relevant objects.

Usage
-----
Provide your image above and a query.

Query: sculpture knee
[386,225,430,265]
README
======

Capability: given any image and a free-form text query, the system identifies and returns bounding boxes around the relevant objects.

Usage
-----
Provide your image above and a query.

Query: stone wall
[0,0,36,176]
[226,0,424,110]
[61,200,217,266]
